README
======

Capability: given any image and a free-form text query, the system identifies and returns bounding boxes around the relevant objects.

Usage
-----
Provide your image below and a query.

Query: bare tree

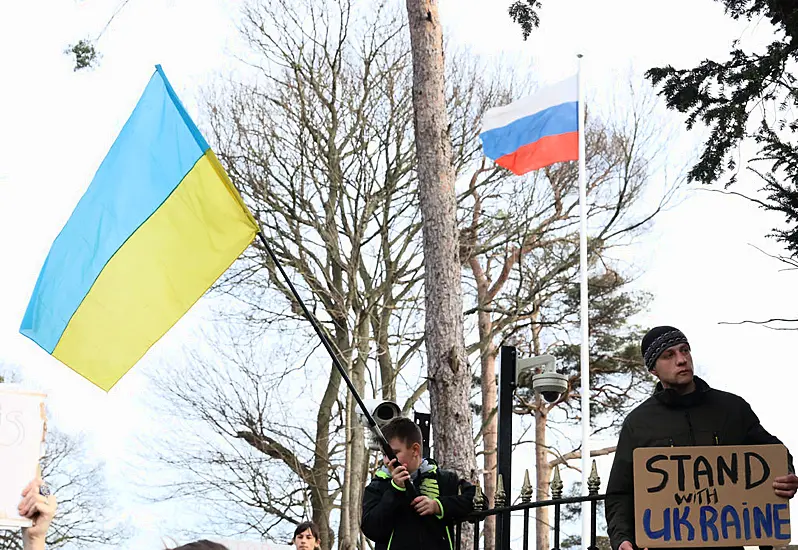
[202,2,426,548]
[146,1,484,548]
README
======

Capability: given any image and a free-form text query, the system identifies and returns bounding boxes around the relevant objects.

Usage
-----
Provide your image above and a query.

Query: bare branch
[547,445,618,468]
[718,318,798,329]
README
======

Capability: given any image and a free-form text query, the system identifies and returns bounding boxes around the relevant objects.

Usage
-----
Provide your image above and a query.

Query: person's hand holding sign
[19,477,57,550]
[773,473,798,499]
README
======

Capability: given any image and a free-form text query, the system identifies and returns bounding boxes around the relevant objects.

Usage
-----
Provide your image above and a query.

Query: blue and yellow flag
[20,65,258,391]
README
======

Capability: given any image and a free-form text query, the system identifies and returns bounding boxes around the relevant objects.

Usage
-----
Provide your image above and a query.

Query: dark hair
[293,521,321,541]
[381,417,423,448]
[170,541,229,550]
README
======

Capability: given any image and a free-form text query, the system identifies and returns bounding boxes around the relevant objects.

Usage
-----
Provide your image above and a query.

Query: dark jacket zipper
[685,411,695,445]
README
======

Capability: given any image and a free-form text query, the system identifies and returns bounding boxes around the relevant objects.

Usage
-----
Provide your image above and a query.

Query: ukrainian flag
[20,65,258,391]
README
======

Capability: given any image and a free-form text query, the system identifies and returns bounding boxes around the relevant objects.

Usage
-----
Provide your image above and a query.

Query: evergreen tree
[646,1,798,257]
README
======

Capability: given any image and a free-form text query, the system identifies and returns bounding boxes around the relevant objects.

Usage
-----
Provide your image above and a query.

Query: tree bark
[312,360,341,550]
[480,346,498,550]
[340,317,369,550]
[531,321,551,550]
[469,247,497,550]
[404,0,476,480]
[535,397,551,550]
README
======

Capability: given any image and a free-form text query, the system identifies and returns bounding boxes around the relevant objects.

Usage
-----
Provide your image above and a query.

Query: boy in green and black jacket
[361,417,476,550]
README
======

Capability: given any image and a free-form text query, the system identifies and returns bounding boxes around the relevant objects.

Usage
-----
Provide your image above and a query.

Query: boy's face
[388,437,422,474]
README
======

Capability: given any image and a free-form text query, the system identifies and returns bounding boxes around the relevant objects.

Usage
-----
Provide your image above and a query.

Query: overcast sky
[0,0,795,547]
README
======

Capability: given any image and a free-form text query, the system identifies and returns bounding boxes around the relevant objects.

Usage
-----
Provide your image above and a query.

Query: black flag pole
[256,232,414,492]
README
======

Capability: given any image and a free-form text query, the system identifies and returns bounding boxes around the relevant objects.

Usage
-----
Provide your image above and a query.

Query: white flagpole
[577,53,591,550]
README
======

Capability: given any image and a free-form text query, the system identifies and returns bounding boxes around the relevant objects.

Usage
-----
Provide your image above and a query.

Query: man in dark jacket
[605,326,798,550]
[361,417,476,550]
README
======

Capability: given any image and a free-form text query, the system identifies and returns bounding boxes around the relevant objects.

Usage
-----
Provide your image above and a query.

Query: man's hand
[773,473,798,499]
[412,496,441,517]
[384,457,410,489]
[20,478,57,550]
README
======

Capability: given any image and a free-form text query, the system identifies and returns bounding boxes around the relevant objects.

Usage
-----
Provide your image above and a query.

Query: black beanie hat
[641,326,689,371]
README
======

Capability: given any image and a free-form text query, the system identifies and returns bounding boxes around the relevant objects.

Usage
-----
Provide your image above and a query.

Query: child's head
[293,521,321,550]
[381,417,424,473]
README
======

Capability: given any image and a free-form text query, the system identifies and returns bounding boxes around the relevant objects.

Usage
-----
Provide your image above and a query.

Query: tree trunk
[531,320,551,550]
[535,398,551,550]
[480,344,498,550]
[375,304,396,402]
[404,4,476,548]
[340,391,368,550]
[351,319,369,549]
[340,392,354,550]
[312,360,341,550]
[470,252,498,550]
[312,322,352,550]
[404,0,476,479]
[340,315,369,550]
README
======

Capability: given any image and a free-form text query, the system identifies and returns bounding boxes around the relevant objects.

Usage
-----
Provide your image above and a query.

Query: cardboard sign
[0,386,46,530]
[633,444,791,547]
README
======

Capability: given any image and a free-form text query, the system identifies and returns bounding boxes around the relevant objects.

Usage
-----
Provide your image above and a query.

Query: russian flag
[479,75,578,175]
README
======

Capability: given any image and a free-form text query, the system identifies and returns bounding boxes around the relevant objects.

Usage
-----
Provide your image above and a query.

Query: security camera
[516,354,568,403]
[358,399,401,426]
[533,370,569,403]
[357,399,401,451]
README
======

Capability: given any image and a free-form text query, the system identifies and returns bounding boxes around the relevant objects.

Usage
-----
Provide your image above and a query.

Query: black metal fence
[454,462,605,550]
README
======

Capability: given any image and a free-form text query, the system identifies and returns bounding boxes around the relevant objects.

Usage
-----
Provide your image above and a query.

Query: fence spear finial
[520,469,533,503]
[473,479,486,511]
[551,464,564,499]
[494,473,507,508]
[588,459,601,495]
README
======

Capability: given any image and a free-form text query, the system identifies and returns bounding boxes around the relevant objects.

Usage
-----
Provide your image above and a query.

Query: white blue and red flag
[479,75,578,175]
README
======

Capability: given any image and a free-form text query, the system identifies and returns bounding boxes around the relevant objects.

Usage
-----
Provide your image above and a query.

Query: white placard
[0,386,46,530]
[212,540,294,550]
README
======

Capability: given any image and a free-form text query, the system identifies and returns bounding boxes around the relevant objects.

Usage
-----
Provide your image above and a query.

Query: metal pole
[522,508,530,550]
[577,53,591,550]
[554,503,561,550]
[496,346,516,550]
